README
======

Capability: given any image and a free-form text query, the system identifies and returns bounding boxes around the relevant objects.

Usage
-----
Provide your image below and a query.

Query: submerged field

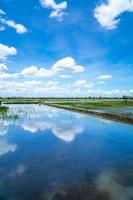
[44,99,133,112]
[0,104,133,200]
[44,99,133,124]
[1,98,133,124]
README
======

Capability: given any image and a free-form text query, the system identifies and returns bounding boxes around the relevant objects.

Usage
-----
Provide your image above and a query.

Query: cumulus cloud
[0,8,27,34]
[0,63,8,71]
[21,65,54,78]
[0,72,19,79]
[74,79,93,89]
[0,18,28,34]
[96,74,112,81]
[52,57,85,73]
[86,89,133,97]
[39,0,68,20]
[0,57,84,79]
[0,43,17,60]
[0,79,133,97]
[94,0,133,30]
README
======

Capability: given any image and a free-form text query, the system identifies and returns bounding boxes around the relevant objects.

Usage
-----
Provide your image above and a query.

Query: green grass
[3,100,40,104]
[0,106,19,121]
[0,106,9,112]
[47,100,133,109]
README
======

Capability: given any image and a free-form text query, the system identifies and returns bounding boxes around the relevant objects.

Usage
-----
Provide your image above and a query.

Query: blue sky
[0,0,133,97]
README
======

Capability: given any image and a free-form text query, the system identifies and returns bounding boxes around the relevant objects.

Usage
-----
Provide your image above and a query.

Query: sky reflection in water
[0,105,133,200]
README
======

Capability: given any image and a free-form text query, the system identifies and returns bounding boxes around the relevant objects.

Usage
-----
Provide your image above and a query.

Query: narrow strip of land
[44,103,133,125]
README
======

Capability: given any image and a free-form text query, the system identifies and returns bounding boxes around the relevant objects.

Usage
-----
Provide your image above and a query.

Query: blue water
[0,105,133,200]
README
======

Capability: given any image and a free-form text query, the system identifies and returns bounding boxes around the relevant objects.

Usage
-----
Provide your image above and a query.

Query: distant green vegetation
[45,100,133,109]
[2,100,40,104]
[1,97,133,109]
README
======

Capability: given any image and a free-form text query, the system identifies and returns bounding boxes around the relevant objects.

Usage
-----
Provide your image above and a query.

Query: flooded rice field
[0,105,133,200]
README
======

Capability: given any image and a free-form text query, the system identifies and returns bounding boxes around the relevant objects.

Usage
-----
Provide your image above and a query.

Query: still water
[0,105,133,200]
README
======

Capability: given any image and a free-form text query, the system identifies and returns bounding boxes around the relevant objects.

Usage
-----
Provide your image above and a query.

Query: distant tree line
[0,96,133,101]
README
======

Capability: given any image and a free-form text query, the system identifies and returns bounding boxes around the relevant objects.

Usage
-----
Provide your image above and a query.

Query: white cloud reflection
[22,120,84,142]
[0,105,84,142]
[9,164,26,177]
[52,121,84,142]
[97,169,133,200]
[0,124,8,135]
[0,139,17,156]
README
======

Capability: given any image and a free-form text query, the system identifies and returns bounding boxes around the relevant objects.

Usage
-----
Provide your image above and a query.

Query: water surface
[0,105,133,200]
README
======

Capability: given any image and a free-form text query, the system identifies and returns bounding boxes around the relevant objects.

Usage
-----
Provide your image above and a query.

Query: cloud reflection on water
[22,120,84,142]
[0,105,133,200]
[0,139,17,156]
[1,105,84,142]
[0,124,8,135]
[9,164,26,177]
[97,169,133,200]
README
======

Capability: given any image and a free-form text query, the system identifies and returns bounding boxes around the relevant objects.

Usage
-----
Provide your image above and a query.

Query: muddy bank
[44,103,133,125]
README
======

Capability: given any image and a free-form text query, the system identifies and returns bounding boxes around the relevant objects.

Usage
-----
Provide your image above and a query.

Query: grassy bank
[3,100,40,104]
[45,100,133,108]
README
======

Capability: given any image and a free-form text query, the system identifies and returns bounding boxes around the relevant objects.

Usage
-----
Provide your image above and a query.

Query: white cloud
[74,79,93,89]
[0,43,17,60]
[60,74,72,79]
[94,0,133,30]
[21,65,54,78]
[84,88,133,97]
[0,8,27,34]
[52,57,85,73]
[39,0,67,20]
[0,57,84,79]
[0,72,19,79]
[21,66,38,76]
[0,18,28,34]
[0,9,5,15]
[24,57,82,77]
[0,79,133,97]
[96,74,112,81]
[0,63,8,71]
